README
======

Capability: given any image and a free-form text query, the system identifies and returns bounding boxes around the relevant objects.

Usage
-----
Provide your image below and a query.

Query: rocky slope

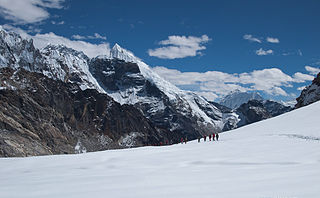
[0,67,170,157]
[296,72,320,108]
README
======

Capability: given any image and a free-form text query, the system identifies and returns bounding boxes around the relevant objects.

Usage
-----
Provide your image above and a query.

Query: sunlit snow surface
[1,102,320,198]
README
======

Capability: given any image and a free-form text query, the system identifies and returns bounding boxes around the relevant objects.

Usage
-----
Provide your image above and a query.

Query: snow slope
[1,101,319,198]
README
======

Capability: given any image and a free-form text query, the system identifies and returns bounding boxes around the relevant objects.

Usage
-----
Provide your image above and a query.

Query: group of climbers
[198,133,219,142]
[150,133,220,146]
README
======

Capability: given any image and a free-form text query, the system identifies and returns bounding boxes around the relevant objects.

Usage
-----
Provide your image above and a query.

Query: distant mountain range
[0,27,317,157]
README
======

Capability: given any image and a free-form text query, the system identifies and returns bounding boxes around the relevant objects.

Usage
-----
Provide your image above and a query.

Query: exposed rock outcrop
[296,73,320,108]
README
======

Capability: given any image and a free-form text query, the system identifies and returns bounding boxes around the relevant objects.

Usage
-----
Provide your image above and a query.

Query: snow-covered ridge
[41,44,105,92]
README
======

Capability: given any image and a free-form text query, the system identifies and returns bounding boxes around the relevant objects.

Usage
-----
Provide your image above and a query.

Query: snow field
[0,102,320,198]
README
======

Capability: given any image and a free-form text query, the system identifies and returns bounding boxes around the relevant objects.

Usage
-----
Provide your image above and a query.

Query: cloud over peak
[148,35,211,59]
[72,33,107,40]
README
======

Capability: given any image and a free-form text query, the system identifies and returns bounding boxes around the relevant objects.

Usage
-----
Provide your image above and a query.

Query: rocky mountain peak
[110,43,140,63]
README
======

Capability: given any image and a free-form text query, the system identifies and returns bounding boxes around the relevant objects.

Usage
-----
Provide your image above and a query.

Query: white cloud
[51,20,64,25]
[2,25,110,58]
[71,34,86,40]
[292,72,314,82]
[148,35,211,59]
[305,66,320,75]
[256,48,273,56]
[0,0,65,24]
[152,66,315,101]
[266,37,280,43]
[297,86,306,91]
[32,32,110,58]
[72,33,107,40]
[243,34,262,43]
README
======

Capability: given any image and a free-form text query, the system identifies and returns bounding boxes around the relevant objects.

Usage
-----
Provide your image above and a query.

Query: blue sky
[0,0,319,102]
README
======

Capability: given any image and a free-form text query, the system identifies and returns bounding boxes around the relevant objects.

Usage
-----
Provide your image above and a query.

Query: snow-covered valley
[1,101,319,198]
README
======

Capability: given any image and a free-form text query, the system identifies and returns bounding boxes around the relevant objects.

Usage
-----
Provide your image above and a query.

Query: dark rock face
[235,99,291,127]
[209,102,232,113]
[263,100,292,117]
[235,100,272,127]
[0,68,166,157]
[296,73,320,108]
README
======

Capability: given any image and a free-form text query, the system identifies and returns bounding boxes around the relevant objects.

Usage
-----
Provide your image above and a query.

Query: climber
[216,133,219,141]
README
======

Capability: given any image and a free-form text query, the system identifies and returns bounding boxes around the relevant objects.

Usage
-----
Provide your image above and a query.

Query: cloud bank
[152,66,315,101]
[3,25,110,58]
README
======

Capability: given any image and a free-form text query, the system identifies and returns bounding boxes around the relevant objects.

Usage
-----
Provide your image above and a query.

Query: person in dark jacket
[212,133,215,141]
[198,137,201,143]
[216,133,219,141]
[209,134,212,141]
[184,137,187,144]
[204,135,207,142]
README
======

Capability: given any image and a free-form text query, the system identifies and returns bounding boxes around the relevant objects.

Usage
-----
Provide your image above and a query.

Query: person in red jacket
[212,133,215,141]
[181,138,184,144]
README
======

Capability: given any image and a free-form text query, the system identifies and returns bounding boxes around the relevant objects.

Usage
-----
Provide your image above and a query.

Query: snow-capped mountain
[296,72,320,108]
[41,44,104,92]
[90,44,239,138]
[0,27,104,92]
[0,26,44,71]
[109,43,140,63]
[219,90,263,109]
[0,27,239,148]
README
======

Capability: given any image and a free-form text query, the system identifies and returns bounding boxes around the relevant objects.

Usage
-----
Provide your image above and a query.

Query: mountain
[0,28,240,155]
[90,44,239,138]
[1,100,319,197]
[296,72,320,108]
[263,100,292,117]
[219,90,263,109]
[235,99,292,127]
[235,100,272,127]
[0,67,167,157]
[0,27,104,93]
